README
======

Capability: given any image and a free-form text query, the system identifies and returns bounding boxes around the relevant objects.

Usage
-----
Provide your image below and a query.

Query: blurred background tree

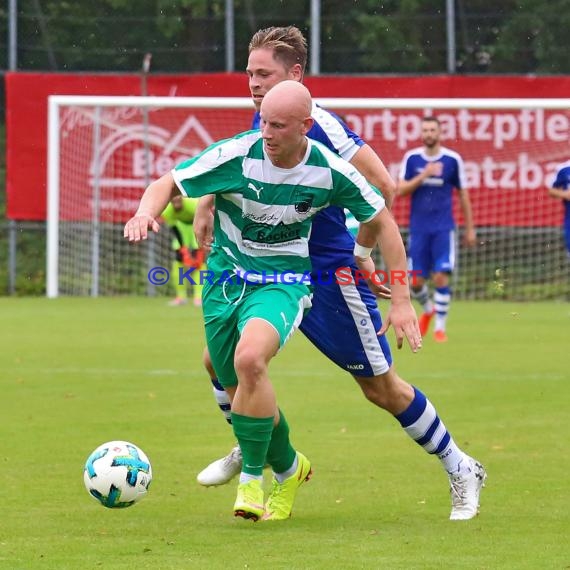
[0,0,568,74]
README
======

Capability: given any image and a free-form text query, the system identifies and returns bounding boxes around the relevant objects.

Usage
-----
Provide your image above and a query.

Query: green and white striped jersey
[172,130,384,280]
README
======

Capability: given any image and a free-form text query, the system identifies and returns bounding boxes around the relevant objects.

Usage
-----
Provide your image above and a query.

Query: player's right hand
[379,300,422,353]
[123,214,160,242]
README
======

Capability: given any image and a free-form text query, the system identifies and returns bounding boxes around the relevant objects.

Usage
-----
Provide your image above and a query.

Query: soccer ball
[83,440,152,508]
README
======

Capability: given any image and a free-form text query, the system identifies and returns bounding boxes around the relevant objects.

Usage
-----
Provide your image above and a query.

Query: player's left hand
[379,300,422,353]
[369,283,392,300]
[354,255,391,300]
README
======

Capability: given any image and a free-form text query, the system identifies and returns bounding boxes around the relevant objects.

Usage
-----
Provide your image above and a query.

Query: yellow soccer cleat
[233,479,265,522]
[263,452,312,521]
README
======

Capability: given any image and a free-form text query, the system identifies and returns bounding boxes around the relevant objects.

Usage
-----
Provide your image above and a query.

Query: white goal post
[47,95,570,300]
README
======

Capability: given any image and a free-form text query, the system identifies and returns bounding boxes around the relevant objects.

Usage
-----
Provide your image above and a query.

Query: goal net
[47,95,570,300]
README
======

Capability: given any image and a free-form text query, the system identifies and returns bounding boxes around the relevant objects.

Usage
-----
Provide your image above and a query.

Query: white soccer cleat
[196,445,242,486]
[449,456,487,520]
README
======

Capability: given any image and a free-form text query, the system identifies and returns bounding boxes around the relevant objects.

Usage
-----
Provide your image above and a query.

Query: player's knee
[356,370,413,412]
[359,381,391,409]
[432,272,450,288]
[234,345,267,382]
[354,374,389,406]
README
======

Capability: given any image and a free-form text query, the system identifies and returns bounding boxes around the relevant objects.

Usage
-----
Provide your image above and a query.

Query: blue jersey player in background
[194,27,486,521]
[548,160,570,257]
[398,116,476,343]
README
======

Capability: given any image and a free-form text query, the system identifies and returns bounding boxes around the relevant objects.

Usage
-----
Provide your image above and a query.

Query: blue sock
[395,386,466,474]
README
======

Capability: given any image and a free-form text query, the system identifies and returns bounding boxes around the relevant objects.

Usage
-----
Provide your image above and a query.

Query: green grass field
[1,298,568,569]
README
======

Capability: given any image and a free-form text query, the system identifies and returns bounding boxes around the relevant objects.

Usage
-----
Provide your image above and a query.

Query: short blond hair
[248,26,307,74]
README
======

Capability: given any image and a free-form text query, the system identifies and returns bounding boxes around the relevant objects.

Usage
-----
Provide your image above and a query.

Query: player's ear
[288,63,303,81]
[302,116,314,135]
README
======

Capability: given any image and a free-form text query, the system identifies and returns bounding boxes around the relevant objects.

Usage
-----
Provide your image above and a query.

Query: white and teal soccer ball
[83,440,152,508]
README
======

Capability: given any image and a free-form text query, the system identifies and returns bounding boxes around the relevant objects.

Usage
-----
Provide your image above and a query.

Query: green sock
[231,412,274,476]
[266,408,296,474]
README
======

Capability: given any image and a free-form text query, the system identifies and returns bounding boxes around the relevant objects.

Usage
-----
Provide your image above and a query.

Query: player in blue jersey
[398,117,476,343]
[548,160,570,256]
[195,26,486,521]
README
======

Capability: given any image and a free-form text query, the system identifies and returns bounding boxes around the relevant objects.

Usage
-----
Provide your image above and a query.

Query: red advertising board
[6,72,570,226]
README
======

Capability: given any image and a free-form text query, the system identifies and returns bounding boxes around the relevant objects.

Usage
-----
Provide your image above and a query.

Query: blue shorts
[299,267,392,377]
[408,229,456,278]
[564,223,570,255]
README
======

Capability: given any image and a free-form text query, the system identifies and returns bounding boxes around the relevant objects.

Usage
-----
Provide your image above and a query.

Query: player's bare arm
[458,188,476,247]
[356,209,422,353]
[124,172,179,242]
[350,145,397,209]
[352,219,391,300]
[398,162,441,197]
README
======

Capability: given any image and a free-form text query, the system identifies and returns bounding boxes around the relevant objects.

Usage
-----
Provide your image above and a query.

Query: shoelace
[449,476,468,506]
[267,479,286,505]
[223,448,241,467]
[265,480,287,516]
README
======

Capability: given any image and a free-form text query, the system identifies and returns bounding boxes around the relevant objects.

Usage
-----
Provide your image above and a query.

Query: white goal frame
[47,95,570,299]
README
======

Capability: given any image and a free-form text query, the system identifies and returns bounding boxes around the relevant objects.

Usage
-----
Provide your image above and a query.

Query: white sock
[274,454,298,483]
[434,287,451,331]
[239,472,263,484]
[439,445,470,475]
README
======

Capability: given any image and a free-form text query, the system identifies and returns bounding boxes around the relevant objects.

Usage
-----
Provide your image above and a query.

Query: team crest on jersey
[293,188,315,214]
[295,198,313,214]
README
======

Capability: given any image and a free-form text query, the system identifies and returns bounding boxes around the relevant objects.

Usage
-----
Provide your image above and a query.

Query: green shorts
[202,277,312,388]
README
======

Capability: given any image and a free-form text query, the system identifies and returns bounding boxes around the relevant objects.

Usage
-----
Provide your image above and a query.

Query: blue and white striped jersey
[399,147,466,233]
